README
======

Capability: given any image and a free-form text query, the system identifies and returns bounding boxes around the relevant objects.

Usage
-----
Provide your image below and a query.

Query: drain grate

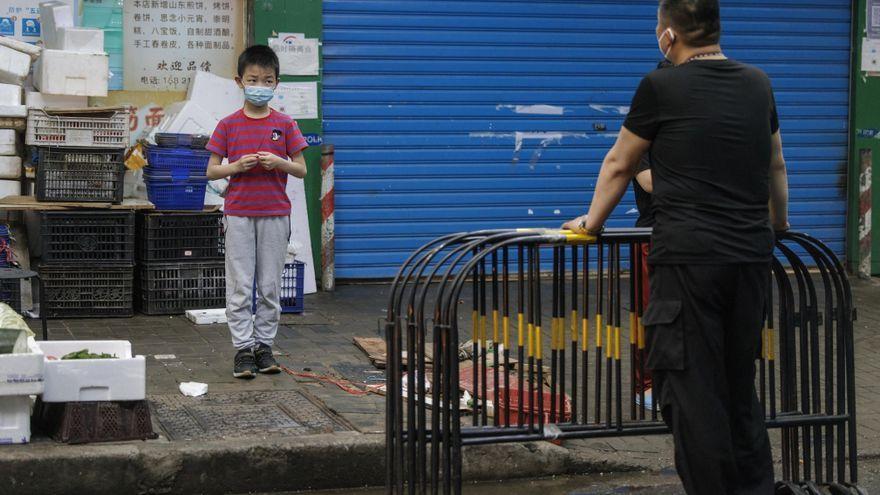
[150,390,353,440]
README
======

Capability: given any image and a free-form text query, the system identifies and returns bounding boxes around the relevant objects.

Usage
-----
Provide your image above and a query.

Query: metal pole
[320,144,336,291]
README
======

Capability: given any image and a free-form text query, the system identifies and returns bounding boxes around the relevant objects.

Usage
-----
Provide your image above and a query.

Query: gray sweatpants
[224,215,290,350]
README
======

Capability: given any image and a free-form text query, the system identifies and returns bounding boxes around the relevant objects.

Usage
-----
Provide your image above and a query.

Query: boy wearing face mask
[206,45,308,379]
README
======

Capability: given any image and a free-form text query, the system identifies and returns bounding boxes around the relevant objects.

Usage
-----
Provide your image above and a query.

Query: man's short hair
[659,0,721,47]
[237,45,280,79]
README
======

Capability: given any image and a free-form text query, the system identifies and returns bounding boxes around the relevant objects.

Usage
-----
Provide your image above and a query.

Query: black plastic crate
[137,262,225,315]
[137,211,224,262]
[35,399,157,444]
[40,265,134,318]
[40,211,135,264]
[36,147,125,204]
[0,278,21,313]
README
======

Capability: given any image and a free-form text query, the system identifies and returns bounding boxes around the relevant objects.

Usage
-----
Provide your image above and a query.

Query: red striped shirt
[207,109,308,217]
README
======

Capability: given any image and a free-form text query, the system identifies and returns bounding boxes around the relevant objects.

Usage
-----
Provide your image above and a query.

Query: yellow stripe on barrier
[472,310,478,340]
[606,325,612,359]
[493,310,499,343]
[536,325,543,357]
[481,314,489,345]
[761,327,768,360]
[528,323,534,358]
[629,312,637,345]
[503,316,510,350]
[518,313,524,348]
[768,328,775,361]
[595,314,603,348]
[582,318,589,351]
[571,310,579,342]
[638,319,646,350]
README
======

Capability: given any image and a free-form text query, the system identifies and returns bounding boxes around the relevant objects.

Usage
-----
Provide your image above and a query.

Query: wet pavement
[14,276,880,493]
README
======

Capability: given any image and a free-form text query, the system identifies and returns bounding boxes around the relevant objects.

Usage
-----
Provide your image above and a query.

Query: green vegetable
[61,349,117,360]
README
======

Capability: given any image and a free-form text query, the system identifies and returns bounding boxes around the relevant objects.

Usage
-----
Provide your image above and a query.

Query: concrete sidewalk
[2,278,879,494]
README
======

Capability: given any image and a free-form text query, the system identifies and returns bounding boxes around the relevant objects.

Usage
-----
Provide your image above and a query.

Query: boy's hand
[257,152,285,170]
[234,154,259,173]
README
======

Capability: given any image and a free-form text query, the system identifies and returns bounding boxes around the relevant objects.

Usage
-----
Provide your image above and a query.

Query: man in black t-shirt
[563,1,789,493]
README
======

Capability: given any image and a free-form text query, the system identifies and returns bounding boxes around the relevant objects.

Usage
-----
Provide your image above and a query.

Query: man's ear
[234,76,244,89]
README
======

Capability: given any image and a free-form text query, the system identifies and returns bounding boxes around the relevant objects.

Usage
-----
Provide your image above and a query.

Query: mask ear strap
[665,28,676,44]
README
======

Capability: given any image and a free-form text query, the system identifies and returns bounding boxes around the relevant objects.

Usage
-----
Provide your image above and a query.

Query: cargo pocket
[643,299,684,371]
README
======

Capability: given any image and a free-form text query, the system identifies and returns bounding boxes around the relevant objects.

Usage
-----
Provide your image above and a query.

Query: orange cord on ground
[281,365,370,396]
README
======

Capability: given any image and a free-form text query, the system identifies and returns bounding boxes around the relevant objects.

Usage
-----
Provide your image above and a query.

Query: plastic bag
[0,303,33,354]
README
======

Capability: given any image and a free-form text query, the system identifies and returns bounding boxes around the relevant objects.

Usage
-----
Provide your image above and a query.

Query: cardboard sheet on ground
[354,336,434,369]
[287,177,316,295]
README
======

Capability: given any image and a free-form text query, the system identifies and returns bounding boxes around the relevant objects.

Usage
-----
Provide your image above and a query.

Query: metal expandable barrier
[385,228,859,494]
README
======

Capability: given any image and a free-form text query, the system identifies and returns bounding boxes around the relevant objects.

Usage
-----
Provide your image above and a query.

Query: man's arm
[563,127,652,233]
[768,130,789,231]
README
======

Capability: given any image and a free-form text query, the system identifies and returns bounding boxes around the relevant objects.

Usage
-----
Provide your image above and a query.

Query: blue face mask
[243,86,274,106]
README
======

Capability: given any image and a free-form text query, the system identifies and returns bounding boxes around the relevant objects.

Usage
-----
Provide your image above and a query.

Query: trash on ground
[179,381,208,397]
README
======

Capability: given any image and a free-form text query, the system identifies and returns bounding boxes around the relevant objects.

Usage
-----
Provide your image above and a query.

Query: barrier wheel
[777,481,809,495]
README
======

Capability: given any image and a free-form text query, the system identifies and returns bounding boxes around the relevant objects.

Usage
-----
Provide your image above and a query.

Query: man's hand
[774,221,790,234]
[234,154,259,173]
[257,151,285,171]
[562,215,588,234]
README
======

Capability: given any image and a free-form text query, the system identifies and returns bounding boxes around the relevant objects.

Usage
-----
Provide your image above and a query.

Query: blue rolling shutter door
[323,0,851,278]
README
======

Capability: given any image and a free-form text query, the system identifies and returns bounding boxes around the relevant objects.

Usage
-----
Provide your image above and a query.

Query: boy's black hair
[659,0,721,47]
[237,45,280,79]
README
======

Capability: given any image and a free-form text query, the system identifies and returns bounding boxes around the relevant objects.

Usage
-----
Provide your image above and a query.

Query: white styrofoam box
[34,50,109,97]
[185,70,243,122]
[0,396,31,444]
[25,91,87,110]
[0,36,41,60]
[157,100,218,136]
[186,308,227,325]
[0,84,21,106]
[0,130,16,156]
[0,157,21,179]
[36,340,146,402]
[0,337,44,396]
[57,27,104,54]
[0,106,26,119]
[39,1,74,50]
[0,180,19,199]
[0,46,31,85]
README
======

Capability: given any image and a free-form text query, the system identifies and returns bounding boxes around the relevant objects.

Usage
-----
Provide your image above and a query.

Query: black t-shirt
[633,154,653,228]
[623,59,779,264]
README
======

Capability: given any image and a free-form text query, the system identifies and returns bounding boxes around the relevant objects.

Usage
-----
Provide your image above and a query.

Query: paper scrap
[179,381,208,397]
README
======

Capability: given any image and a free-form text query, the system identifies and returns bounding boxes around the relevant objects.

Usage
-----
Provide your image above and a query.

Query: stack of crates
[26,108,129,204]
[38,211,135,318]
[144,134,211,211]
[136,211,225,315]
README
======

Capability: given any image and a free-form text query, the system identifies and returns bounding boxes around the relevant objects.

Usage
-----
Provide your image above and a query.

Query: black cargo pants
[644,264,775,495]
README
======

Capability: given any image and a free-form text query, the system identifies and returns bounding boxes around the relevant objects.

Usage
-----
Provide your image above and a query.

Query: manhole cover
[331,363,386,386]
[150,390,353,440]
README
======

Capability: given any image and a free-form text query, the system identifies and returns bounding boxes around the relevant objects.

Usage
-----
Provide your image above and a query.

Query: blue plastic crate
[252,261,305,314]
[145,176,208,211]
[145,146,211,179]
